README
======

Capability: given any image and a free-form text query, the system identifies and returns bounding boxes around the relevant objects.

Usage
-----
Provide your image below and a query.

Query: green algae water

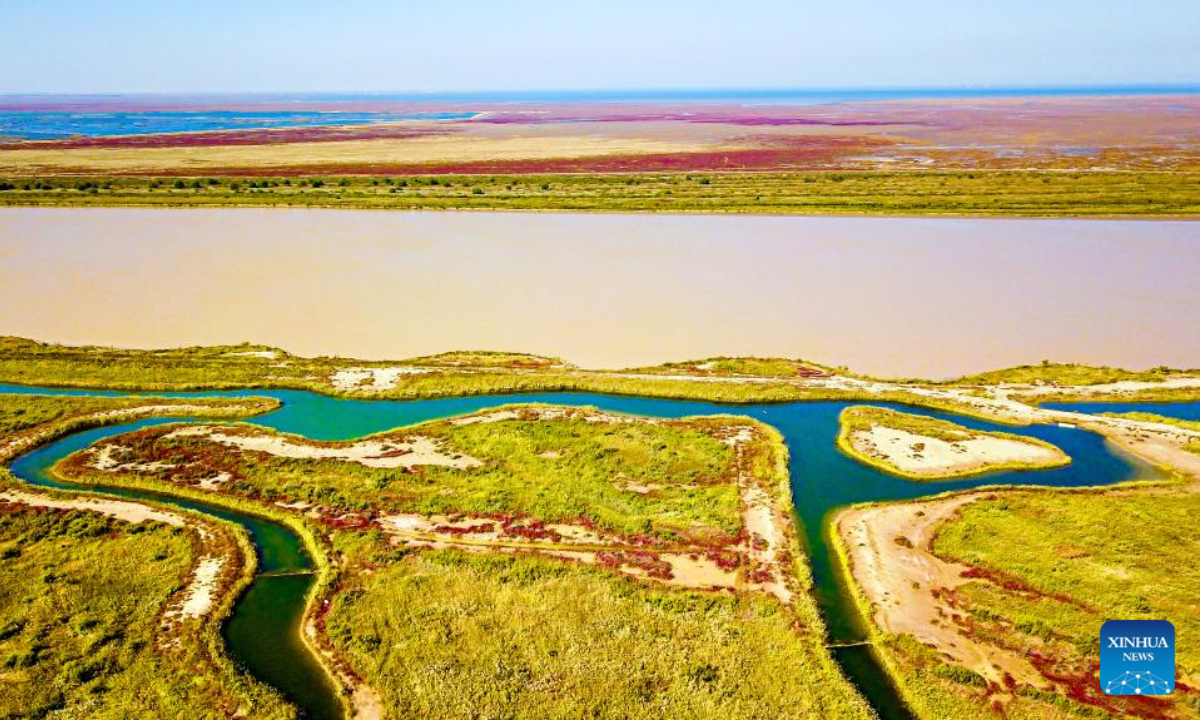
[1,385,1163,720]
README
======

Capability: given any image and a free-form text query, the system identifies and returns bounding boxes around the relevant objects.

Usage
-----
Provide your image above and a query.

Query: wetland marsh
[1,384,1166,719]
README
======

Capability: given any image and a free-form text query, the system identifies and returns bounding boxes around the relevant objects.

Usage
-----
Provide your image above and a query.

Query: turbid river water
[2,208,1199,377]
[3,384,1179,719]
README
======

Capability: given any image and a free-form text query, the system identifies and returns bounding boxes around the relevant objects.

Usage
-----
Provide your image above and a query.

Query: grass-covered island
[836,406,1070,480]
[4,342,1200,720]
[50,404,872,719]
[0,393,293,718]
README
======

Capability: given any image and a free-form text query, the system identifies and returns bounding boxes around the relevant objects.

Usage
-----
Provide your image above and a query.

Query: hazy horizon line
[3,83,1199,101]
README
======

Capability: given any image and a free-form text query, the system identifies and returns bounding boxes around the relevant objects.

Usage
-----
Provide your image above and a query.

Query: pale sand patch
[838,496,1048,687]
[380,513,608,547]
[223,350,277,359]
[1064,413,1200,483]
[731,429,793,604]
[379,513,433,533]
[0,403,267,462]
[331,366,431,392]
[198,472,232,490]
[851,425,1063,477]
[618,480,665,494]
[719,426,754,446]
[168,557,225,620]
[660,553,739,589]
[0,491,229,621]
[90,444,178,473]
[0,134,723,173]
[544,523,605,544]
[1011,376,1200,397]
[451,409,520,426]
[164,426,480,470]
[351,685,385,720]
[0,489,186,527]
[451,406,653,427]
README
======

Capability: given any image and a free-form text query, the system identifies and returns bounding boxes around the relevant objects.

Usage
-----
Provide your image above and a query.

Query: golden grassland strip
[1016,386,1200,405]
[0,363,1028,427]
[0,395,282,462]
[3,170,1200,217]
[929,486,1200,716]
[0,470,295,718]
[834,406,1069,481]
[0,396,345,718]
[51,462,354,718]
[317,415,873,719]
[947,362,1186,387]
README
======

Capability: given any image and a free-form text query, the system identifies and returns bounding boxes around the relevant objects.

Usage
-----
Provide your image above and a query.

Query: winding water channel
[2,384,1177,720]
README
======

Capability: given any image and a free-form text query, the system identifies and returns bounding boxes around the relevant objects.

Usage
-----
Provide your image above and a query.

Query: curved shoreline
[2,385,1179,720]
[833,406,1071,481]
[6,415,351,720]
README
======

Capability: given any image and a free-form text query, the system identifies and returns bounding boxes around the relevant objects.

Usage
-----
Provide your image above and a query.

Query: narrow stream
[7,417,344,720]
[1,385,1169,719]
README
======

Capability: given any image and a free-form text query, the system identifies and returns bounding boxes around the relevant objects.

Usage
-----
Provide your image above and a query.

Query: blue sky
[1,0,1197,94]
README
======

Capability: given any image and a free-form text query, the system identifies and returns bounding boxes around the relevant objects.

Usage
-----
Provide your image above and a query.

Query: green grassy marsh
[58,407,751,543]
[927,490,1200,718]
[3,171,1200,217]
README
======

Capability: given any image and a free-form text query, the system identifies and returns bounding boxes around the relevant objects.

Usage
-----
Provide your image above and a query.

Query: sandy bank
[164,425,481,470]
[848,425,1066,478]
[837,496,1047,687]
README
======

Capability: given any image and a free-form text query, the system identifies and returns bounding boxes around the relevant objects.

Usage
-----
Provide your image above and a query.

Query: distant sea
[289,84,1200,104]
[1,85,1196,139]
[0,111,476,141]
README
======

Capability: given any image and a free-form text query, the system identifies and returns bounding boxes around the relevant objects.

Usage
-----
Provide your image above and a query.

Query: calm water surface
[1,208,1198,378]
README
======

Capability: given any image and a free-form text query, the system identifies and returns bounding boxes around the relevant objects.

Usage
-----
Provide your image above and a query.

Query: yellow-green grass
[0,499,292,719]
[621,356,834,378]
[0,337,1035,424]
[3,171,1200,217]
[0,393,348,719]
[57,407,752,543]
[0,392,278,441]
[322,548,871,720]
[1018,387,1200,406]
[835,406,1069,480]
[929,490,1200,718]
[952,361,1183,387]
[49,394,872,719]
[400,350,570,368]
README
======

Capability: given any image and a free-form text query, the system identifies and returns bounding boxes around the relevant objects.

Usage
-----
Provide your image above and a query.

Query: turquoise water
[2,385,1160,720]
[0,110,477,140]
